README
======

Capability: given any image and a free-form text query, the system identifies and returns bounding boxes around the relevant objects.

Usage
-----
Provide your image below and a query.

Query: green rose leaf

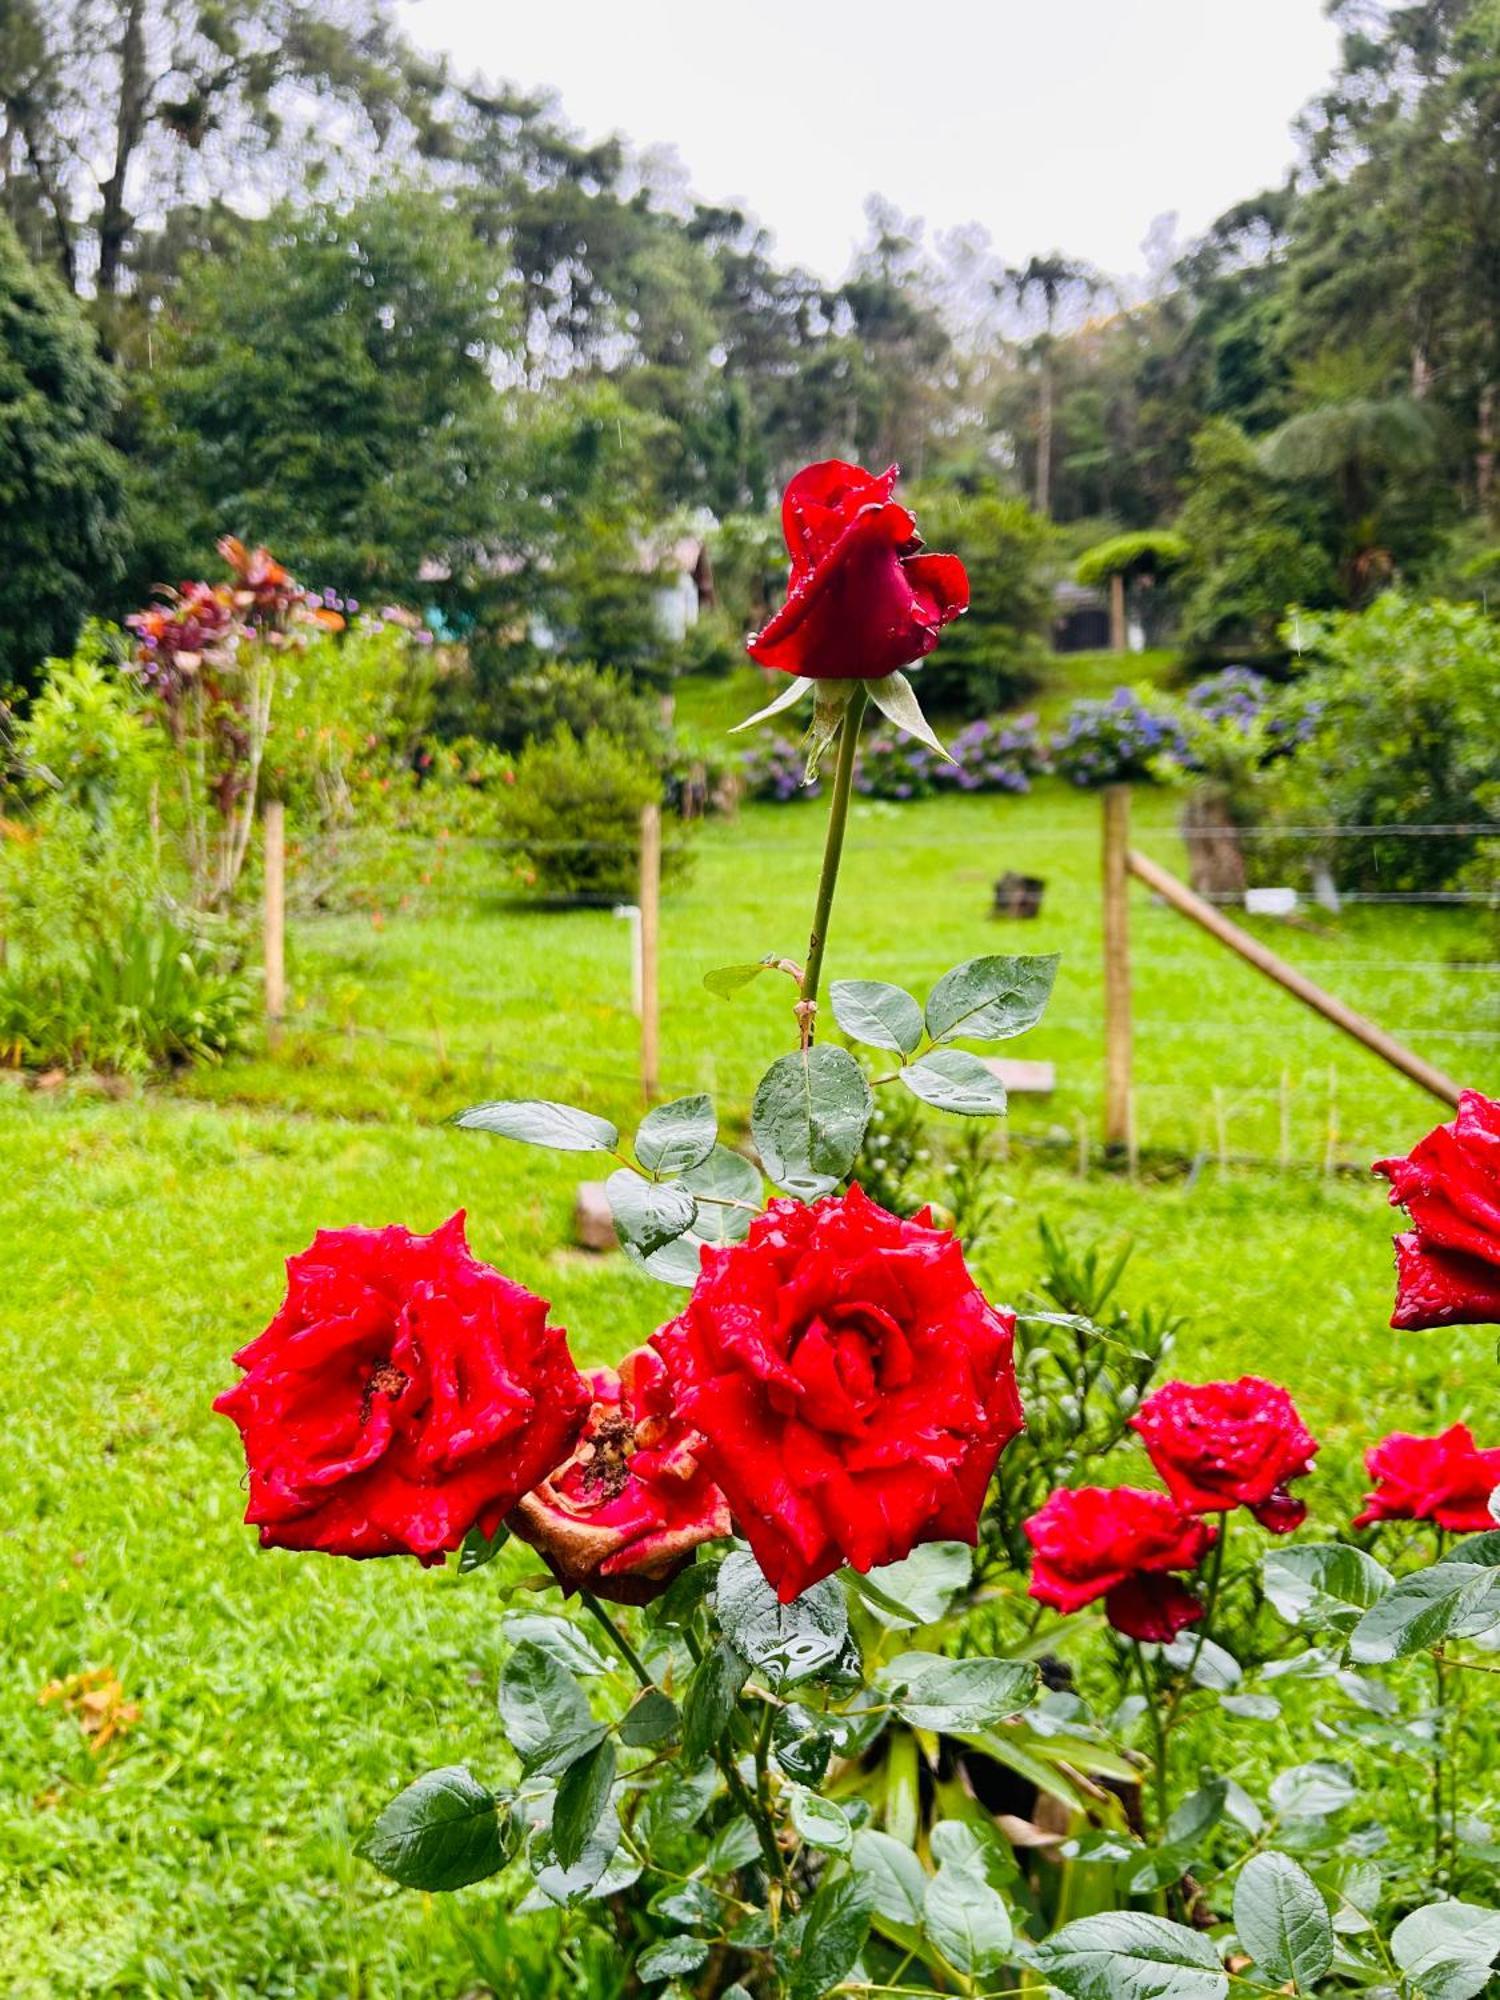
[454,1098,618,1151]
[851,1828,928,1929]
[1036,1911,1228,2000]
[457,1519,510,1573]
[899,1047,1008,1116]
[925,1858,1014,1977]
[1162,1633,1241,1690]
[1349,1561,1500,1663]
[925,953,1060,1045]
[552,1736,616,1870]
[1233,1851,1334,1990]
[789,1786,853,1853]
[751,1044,873,1201]
[876,1651,1037,1731]
[704,960,778,999]
[619,1687,681,1748]
[635,1094,717,1176]
[772,1703,837,1785]
[716,1551,852,1689]
[606,1167,698,1261]
[496,1613,609,1677]
[847,1541,973,1629]
[1391,1901,1500,2000]
[637,1936,712,1984]
[531,1800,635,1907]
[829,979,925,1056]
[642,1145,763,1286]
[1262,1543,1393,1631]
[863,668,953,762]
[680,1639,749,1766]
[357,1766,509,1891]
[1267,1760,1357,1819]
[1166,1778,1227,1853]
[497,1641,605,1777]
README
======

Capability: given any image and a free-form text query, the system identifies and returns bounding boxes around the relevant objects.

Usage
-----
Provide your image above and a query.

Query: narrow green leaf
[751,1044,872,1201]
[457,1520,510,1573]
[925,953,1060,1044]
[1234,1851,1334,1990]
[730,673,815,732]
[357,1766,507,1891]
[552,1736,616,1870]
[829,979,925,1055]
[864,668,953,762]
[680,1639,749,1765]
[899,1047,1008,1115]
[454,1098,618,1151]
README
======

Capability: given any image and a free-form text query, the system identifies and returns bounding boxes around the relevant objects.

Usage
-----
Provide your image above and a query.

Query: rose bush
[214,1213,588,1563]
[653,1186,1023,1600]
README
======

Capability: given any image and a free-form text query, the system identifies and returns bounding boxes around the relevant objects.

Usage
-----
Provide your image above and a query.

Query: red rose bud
[1353,1423,1500,1534]
[652,1187,1022,1603]
[1374,1089,1500,1329]
[214,1213,588,1564]
[508,1346,732,1605]
[1024,1486,1217,1643]
[747,459,969,680]
[1130,1376,1319,1533]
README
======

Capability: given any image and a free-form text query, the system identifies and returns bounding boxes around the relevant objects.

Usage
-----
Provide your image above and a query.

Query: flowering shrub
[1050,684,1188,787]
[212,459,1500,1997]
[743,712,1046,804]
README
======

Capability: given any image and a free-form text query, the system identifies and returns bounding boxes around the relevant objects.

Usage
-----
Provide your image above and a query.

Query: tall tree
[1002,254,1107,515]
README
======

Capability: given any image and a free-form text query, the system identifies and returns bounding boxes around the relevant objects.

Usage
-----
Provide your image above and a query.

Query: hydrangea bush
[216,462,1500,1999]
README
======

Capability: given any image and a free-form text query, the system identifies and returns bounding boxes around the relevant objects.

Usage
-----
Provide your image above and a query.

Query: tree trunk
[1181,788,1247,901]
[1108,572,1127,653]
[97,0,148,297]
[1033,351,1054,518]
[1477,380,1496,518]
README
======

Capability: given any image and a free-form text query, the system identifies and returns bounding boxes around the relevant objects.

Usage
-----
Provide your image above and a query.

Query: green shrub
[464,661,668,760]
[0,909,251,1073]
[13,626,156,829]
[902,485,1053,714]
[495,729,691,903]
[1271,594,1500,891]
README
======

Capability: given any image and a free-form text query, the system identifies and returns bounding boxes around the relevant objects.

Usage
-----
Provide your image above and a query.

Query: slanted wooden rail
[1127,846,1462,1109]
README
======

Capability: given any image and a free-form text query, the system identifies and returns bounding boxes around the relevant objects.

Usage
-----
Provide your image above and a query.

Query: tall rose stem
[1179,1512,1229,1698]
[578,1591,789,1898]
[1431,1528,1451,1887]
[1133,1641,1169,1836]
[798,684,869,1040]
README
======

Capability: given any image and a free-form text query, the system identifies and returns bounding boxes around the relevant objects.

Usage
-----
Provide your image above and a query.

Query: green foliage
[9,626,155,828]
[901,485,1054,714]
[1272,593,1500,890]
[1075,530,1189,589]
[494,728,689,903]
[457,660,668,760]
[0,218,125,697]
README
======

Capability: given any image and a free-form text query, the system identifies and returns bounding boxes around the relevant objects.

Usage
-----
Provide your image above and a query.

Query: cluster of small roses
[214,1187,1024,1607]
[1024,1375,1318,1642]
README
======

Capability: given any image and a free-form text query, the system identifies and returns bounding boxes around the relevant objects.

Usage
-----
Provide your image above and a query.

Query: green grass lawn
[3,734,1497,1995]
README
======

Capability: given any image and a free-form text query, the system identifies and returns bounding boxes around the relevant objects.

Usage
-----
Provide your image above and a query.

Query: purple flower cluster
[1050,687,1188,790]
[1186,667,1273,729]
[741,714,1046,806]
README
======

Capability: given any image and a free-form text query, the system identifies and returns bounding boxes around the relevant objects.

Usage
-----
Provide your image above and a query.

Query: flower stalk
[798,683,868,1042]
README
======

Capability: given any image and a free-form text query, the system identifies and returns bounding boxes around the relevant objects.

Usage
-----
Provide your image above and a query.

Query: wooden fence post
[639,802,661,1105]
[263,798,286,1029]
[1101,784,1132,1150]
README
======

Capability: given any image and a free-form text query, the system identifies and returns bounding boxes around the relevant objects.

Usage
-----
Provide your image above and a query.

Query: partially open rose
[1131,1376,1319,1532]
[1353,1423,1500,1533]
[509,1346,732,1604]
[653,1187,1022,1602]
[214,1213,588,1564]
[747,460,969,681]
[1374,1090,1500,1329]
[1025,1486,1217,1642]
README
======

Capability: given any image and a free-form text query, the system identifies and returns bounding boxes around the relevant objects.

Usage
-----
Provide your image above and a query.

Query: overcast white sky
[397,0,1342,283]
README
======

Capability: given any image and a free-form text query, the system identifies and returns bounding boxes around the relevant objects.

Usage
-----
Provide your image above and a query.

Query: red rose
[214,1213,588,1565]
[509,1346,732,1605]
[1130,1376,1319,1533]
[1352,1423,1500,1533]
[747,460,969,681]
[652,1187,1022,1602]
[1024,1487,1217,1642]
[1374,1090,1500,1329]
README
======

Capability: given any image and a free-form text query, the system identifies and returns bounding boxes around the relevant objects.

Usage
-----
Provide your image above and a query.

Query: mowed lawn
[3,747,1497,1995]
